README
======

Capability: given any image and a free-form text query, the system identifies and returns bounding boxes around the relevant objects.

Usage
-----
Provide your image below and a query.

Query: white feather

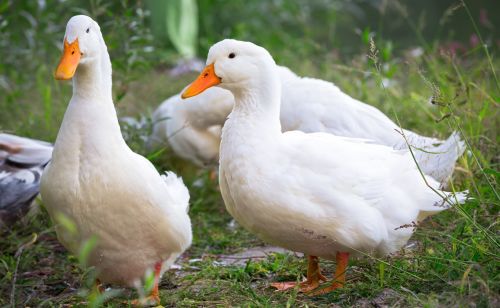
[204,39,468,260]
[151,63,465,184]
[40,15,192,287]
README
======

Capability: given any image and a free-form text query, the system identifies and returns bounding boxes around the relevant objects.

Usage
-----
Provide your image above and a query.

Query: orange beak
[55,38,81,80]
[181,63,221,99]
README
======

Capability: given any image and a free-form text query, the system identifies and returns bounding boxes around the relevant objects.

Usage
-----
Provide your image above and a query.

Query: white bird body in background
[151,63,464,185]
[148,66,299,168]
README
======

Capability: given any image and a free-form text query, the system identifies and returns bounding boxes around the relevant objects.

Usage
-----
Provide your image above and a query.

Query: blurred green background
[0,0,498,142]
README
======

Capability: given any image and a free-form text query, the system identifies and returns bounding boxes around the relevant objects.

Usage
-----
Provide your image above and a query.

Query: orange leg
[209,169,217,182]
[271,256,327,292]
[309,252,349,296]
[130,262,162,305]
[94,278,104,293]
[149,262,161,302]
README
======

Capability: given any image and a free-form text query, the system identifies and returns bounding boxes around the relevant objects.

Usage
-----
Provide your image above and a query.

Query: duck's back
[280,77,405,145]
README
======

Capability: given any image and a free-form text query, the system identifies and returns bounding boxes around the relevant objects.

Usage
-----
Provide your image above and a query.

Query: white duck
[149,86,234,168]
[148,66,298,168]
[181,39,468,294]
[0,134,52,228]
[152,63,464,185]
[40,15,192,303]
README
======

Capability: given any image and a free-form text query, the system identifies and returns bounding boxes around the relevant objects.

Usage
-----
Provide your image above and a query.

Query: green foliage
[166,0,199,58]
[0,0,499,307]
[0,0,156,139]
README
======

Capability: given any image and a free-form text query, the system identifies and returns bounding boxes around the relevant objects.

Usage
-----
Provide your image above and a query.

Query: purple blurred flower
[440,41,466,56]
[469,34,480,48]
[479,9,493,29]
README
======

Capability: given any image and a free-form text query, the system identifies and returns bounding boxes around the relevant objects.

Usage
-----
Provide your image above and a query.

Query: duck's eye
[86,28,90,33]
[228,53,236,59]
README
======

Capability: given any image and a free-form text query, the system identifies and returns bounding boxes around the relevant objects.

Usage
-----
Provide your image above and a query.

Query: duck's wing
[281,131,445,211]
[280,78,406,144]
[0,133,53,166]
[0,134,52,227]
[161,171,190,213]
[130,152,190,212]
[396,130,466,184]
[0,166,42,228]
[7,146,52,166]
[279,78,465,184]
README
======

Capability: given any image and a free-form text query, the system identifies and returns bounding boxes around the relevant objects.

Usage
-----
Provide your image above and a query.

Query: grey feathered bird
[0,134,52,228]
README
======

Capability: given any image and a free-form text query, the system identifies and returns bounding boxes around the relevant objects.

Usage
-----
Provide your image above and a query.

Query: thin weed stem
[368,38,499,248]
[460,0,500,94]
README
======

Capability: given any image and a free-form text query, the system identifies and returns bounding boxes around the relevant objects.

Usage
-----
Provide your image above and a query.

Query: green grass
[1,1,499,307]
[1,51,498,306]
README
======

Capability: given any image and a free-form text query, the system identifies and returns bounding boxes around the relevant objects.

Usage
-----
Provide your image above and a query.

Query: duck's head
[182,39,276,99]
[55,15,104,80]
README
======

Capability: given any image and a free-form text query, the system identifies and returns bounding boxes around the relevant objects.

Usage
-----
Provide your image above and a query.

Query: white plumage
[149,87,233,167]
[280,76,465,184]
[40,16,192,293]
[182,39,468,293]
[151,59,464,184]
[148,66,298,168]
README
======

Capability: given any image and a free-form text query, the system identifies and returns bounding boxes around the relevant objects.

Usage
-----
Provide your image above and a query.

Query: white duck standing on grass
[152,61,464,185]
[40,15,192,304]
[181,39,468,295]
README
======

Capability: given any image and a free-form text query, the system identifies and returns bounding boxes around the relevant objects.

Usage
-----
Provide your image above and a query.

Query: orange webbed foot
[127,261,162,306]
[271,255,327,292]
[271,277,324,292]
[307,282,343,296]
[128,294,160,306]
[308,252,350,296]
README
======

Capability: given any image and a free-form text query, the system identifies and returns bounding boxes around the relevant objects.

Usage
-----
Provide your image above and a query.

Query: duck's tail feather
[418,190,469,221]
[445,190,469,205]
[162,171,190,213]
[435,189,469,209]
[400,131,466,184]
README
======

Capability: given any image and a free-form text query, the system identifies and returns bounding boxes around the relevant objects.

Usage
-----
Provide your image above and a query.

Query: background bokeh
[1,0,498,141]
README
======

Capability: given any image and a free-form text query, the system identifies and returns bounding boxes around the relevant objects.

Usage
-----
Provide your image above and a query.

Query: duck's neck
[54,43,127,160]
[229,72,282,136]
[72,45,112,101]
